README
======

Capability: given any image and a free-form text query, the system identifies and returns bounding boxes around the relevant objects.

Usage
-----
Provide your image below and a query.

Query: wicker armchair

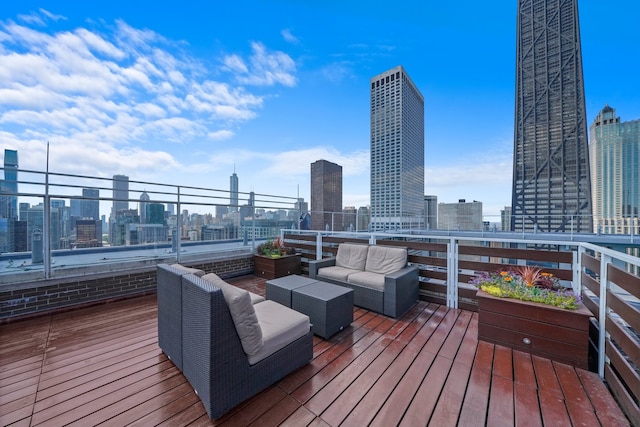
[180,274,313,419]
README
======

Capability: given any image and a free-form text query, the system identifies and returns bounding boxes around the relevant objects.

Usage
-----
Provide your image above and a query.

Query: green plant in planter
[256,237,296,258]
[470,266,581,309]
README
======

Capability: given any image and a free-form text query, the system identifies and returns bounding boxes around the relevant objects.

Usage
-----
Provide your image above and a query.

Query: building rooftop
[0,275,629,426]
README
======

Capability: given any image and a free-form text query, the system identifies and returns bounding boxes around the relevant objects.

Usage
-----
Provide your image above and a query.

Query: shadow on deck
[0,275,630,426]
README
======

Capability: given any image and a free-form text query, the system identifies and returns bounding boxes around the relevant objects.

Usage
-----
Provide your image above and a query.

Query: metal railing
[283,229,640,393]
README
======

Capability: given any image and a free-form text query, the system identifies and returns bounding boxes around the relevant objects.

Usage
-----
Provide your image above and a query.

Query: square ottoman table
[292,282,354,339]
[265,275,319,307]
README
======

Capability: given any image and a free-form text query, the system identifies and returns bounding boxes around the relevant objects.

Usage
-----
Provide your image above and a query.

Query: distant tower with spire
[230,167,239,213]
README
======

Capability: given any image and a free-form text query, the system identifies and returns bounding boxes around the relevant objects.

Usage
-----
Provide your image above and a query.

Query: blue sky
[1,1,639,219]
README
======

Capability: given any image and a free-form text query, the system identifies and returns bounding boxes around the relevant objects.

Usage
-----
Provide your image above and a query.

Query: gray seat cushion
[318,266,360,282]
[248,300,310,365]
[347,271,385,291]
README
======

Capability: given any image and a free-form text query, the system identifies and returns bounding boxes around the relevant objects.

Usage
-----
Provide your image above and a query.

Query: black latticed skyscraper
[511,0,592,233]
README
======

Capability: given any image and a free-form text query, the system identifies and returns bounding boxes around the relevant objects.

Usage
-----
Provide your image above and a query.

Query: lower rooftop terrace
[1,171,640,424]
[2,230,640,425]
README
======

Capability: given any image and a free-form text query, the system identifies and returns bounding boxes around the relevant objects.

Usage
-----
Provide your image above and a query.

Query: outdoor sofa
[156,264,313,419]
[308,243,419,318]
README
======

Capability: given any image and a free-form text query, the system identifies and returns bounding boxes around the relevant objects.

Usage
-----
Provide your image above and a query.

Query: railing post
[315,232,323,260]
[598,252,611,379]
[573,246,583,295]
[447,238,458,309]
[176,186,181,263]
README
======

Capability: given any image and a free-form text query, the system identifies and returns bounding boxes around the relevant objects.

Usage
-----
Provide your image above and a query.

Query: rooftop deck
[0,275,630,426]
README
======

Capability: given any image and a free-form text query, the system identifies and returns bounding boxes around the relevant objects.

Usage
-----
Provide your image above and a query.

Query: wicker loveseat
[156,264,313,419]
[308,243,419,318]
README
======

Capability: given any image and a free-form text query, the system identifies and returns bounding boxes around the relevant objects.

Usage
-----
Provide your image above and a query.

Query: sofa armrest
[308,257,336,279]
[383,265,419,318]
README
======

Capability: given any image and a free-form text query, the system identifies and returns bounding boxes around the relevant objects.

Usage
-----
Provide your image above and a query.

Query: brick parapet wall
[0,254,254,322]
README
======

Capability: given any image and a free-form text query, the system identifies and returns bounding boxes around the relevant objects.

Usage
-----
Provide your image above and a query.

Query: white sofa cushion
[347,271,385,291]
[201,273,263,356]
[364,246,407,275]
[318,266,360,282]
[170,263,205,277]
[248,300,310,365]
[335,243,369,270]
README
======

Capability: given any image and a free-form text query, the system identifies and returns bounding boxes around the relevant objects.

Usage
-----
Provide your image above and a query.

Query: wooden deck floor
[0,275,630,426]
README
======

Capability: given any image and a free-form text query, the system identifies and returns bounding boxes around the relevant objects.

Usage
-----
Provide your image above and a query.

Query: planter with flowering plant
[472,266,592,370]
[253,237,300,279]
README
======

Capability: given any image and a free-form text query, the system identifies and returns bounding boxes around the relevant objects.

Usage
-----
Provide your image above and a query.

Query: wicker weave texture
[292,282,353,339]
[157,264,186,370]
[181,274,313,419]
[266,275,318,307]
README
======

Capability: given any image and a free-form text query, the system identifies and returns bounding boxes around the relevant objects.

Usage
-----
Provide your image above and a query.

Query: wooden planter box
[253,254,301,280]
[477,290,592,369]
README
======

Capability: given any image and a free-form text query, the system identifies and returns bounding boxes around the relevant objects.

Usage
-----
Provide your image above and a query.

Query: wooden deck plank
[492,344,513,380]
[513,349,537,388]
[290,315,392,405]
[340,303,439,426]
[486,373,515,425]
[318,302,429,425]
[368,305,450,427]
[277,311,381,394]
[576,368,631,427]
[514,382,542,427]
[399,355,454,426]
[538,388,571,426]
[428,359,473,426]
[306,302,425,420]
[457,365,491,426]
[0,277,631,426]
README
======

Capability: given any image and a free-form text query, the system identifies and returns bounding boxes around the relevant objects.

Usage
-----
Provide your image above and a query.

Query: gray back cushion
[170,263,205,277]
[364,246,407,275]
[201,273,263,356]
[335,243,369,270]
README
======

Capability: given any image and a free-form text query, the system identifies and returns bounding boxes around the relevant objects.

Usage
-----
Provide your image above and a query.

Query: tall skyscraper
[230,171,239,213]
[511,0,592,233]
[111,175,129,219]
[81,188,100,220]
[590,105,640,234]
[139,191,150,224]
[3,149,18,219]
[310,160,343,231]
[370,65,424,231]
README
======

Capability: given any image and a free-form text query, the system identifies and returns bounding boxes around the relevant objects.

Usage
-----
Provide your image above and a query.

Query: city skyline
[1,1,639,219]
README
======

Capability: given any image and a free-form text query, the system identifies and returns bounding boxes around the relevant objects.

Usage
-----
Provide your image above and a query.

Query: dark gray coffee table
[265,275,318,307]
[291,281,354,339]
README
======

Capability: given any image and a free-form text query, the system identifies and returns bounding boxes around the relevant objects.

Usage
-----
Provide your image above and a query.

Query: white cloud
[281,28,300,44]
[222,54,248,73]
[231,42,297,87]
[208,129,234,140]
[39,9,67,22]
[0,15,298,181]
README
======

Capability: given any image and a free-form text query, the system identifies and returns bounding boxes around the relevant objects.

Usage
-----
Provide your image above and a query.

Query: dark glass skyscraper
[310,160,342,231]
[511,0,592,233]
[230,172,239,213]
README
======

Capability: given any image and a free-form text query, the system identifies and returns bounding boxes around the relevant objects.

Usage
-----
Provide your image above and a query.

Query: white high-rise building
[370,65,424,231]
[590,105,640,234]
